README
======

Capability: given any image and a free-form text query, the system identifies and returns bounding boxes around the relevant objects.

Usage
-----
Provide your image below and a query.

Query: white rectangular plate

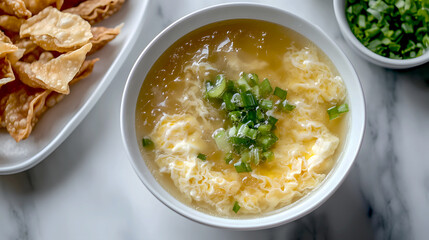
[0,0,149,174]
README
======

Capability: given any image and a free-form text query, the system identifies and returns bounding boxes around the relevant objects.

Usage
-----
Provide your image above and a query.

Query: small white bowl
[334,0,429,69]
[121,3,365,230]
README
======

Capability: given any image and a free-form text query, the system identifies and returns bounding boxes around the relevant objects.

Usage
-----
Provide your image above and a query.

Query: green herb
[204,73,295,173]
[280,100,296,111]
[233,201,241,213]
[197,153,207,161]
[225,153,234,164]
[234,161,252,173]
[241,91,258,108]
[345,0,429,59]
[259,78,273,97]
[268,116,278,125]
[142,137,154,147]
[327,103,349,120]
[273,87,287,100]
[260,99,273,110]
[206,74,227,98]
[214,129,233,153]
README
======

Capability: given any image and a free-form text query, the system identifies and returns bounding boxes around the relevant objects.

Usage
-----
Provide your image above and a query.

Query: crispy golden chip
[0,15,25,32]
[63,0,125,25]
[12,61,43,88]
[89,24,121,55]
[1,83,50,142]
[37,51,53,62]
[0,42,17,57]
[0,57,15,88]
[23,0,63,14]
[0,37,18,58]
[0,31,18,57]
[20,6,92,52]
[0,30,11,43]
[14,38,43,62]
[0,0,31,18]
[13,43,91,94]
[18,47,43,62]
[13,38,37,54]
[70,58,99,85]
[31,43,91,94]
[0,30,23,63]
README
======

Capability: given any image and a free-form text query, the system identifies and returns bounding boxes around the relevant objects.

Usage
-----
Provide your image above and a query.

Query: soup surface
[136,19,348,217]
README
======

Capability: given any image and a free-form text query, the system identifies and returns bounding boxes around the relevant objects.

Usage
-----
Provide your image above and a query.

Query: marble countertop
[1,0,428,239]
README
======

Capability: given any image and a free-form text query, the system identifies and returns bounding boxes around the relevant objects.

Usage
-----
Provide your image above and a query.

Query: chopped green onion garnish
[268,116,278,125]
[258,124,272,133]
[358,14,366,28]
[228,111,241,122]
[259,78,273,97]
[345,0,429,59]
[225,153,234,164]
[244,73,259,87]
[197,153,207,161]
[230,136,254,147]
[204,73,295,171]
[273,87,287,100]
[241,91,257,108]
[206,75,227,98]
[337,103,349,113]
[237,76,252,92]
[327,103,349,120]
[214,129,233,153]
[250,147,260,165]
[223,92,236,111]
[260,99,273,110]
[280,100,296,111]
[245,110,257,123]
[262,151,274,161]
[234,161,252,173]
[233,201,241,213]
[142,137,153,147]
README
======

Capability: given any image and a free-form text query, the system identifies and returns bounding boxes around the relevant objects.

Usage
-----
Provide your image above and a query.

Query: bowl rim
[333,0,429,69]
[120,2,366,230]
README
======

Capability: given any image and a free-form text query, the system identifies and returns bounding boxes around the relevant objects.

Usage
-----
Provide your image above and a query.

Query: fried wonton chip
[14,38,36,54]
[0,82,50,141]
[0,41,17,57]
[0,30,23,63]
[89,24,121,55]
[12,61,42,88]
[69,58,99,85]
[0,34,18,58]
[23,0,63,14]
[0,15,25,32]
[13,43,91,94]
[0,0,31,18]
[63,0,125,25]
[20,6,92,52]
[0,57,15,87]
[14,38,43,62]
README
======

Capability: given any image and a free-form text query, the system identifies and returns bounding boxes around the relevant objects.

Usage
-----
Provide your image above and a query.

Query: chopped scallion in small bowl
[334,0,429,68]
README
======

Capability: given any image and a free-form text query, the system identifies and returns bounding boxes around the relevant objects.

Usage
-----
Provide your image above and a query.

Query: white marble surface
[1,0,428,239]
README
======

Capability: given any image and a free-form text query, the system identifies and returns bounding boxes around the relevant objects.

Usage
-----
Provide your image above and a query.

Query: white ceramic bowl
[334,0,429,69]
[121,3,365,230]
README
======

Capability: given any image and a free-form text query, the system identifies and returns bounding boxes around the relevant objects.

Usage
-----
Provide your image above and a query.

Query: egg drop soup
[136,19,348,217]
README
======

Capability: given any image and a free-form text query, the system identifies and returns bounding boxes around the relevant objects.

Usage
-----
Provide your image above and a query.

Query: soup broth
[136,19,348,217]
